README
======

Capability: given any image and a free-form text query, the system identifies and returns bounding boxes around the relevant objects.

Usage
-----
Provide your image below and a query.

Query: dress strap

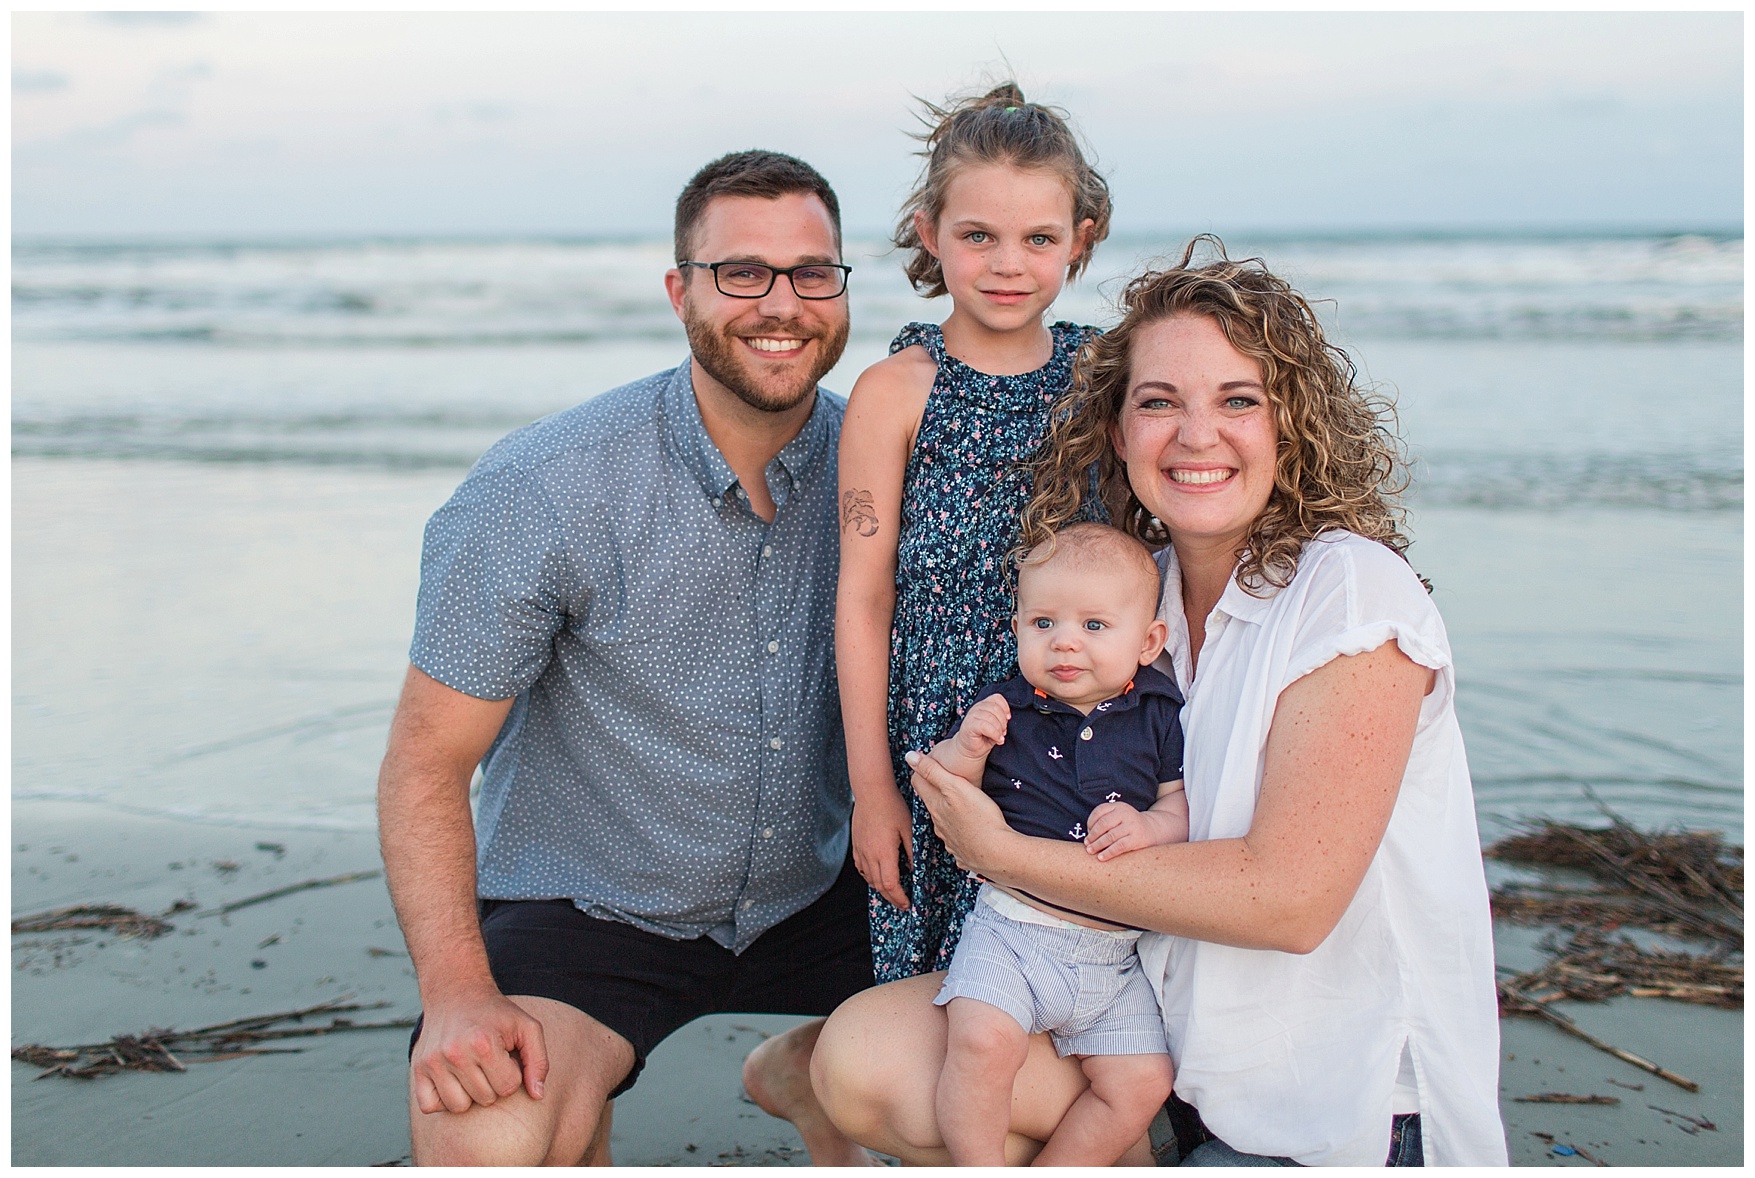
[888,321,948,364]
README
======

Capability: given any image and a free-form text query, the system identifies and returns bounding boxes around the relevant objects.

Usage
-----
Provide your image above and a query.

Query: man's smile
[743,336,807,355]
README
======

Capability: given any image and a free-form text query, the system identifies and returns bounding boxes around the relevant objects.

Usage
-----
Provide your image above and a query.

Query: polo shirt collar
[995,664,1179,717]
[662,357,831,509]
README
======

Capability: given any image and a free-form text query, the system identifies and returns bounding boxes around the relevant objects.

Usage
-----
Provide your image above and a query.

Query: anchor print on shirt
[1047,746,1064,760]
[1010,778,1024,790]
[1068,821,1086,840]
[1104,792,1122,804]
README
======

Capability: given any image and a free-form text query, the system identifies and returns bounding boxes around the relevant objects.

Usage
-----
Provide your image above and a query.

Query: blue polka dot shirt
[411,360,850,953]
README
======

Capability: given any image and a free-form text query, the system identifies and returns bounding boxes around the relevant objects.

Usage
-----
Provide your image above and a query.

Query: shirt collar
[995,664,1180,717]
[662,357,833,509]
[1158,541,1277,627]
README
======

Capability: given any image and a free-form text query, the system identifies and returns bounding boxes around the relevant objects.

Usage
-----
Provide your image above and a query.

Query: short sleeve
[1281,536,1452,693]
[410,462,578,700]
[1155,702,1186,783]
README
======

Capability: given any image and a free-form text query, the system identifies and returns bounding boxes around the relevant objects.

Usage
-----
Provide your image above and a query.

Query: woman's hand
[853,781,914,910]
[906,746,1017,880]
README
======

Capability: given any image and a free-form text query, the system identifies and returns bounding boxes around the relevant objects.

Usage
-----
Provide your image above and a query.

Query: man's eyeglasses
[679,260,851,300]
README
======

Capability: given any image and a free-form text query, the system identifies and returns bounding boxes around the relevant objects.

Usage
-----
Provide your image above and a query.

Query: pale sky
[12,10,1744,238]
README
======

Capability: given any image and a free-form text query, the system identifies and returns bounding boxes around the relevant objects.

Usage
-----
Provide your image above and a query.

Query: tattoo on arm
[841,489,880,537]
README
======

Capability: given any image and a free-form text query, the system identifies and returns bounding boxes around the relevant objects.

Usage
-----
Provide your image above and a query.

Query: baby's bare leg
[1033,1052,1173,1167]
[936,997,1031,1166]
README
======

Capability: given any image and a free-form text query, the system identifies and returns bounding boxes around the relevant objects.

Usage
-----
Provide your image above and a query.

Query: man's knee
[413,1092,568,1167]
[409,996,633,1167]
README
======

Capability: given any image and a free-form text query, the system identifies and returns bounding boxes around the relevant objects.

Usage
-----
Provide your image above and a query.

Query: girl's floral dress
[872,319,1097,983]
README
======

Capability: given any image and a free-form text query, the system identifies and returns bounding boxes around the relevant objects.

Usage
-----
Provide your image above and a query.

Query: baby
[927,522,1187,1166]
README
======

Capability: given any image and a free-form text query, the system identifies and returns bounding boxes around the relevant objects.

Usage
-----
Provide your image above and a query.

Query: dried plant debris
[1487,815,1742,946]
[197,869,382,918]
[12,997,414,1080]
[1498,979,1700,1092]
[11,905,175,940]
[1499,927,1741,1010]
[1514,1093,1620,1105]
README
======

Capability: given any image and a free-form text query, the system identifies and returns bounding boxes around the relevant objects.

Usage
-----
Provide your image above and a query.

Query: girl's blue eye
[1029,234,1051,246]
[1084,619,1106,631]
[967,231,990,244]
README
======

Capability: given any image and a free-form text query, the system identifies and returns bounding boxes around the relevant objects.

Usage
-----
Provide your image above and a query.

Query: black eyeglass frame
[678,260,853,299]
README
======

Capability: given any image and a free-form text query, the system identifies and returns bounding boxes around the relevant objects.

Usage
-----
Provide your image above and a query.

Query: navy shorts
[410,856,873,1097]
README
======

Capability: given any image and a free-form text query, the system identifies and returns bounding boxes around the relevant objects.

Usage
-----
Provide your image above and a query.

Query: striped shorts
[934,894,1169,1058]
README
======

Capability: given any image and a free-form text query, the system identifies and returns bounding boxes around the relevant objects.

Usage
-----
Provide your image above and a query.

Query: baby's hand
[1084,801,1168,861]
[948,695,1010,759]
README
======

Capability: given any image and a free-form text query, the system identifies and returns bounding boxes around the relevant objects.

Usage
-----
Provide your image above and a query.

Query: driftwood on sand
[12,997,415,1080]
[1487,815,1742,945]
[11,903,193,941]
[1486,812,1741,1094]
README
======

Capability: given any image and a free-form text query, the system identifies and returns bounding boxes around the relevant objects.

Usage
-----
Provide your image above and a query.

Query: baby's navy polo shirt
[955,664,1185,843]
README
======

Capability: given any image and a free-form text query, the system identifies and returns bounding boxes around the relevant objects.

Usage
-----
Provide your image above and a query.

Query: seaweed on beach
[12,997,415,1080]
[1498,927,1741,1010]
[1488,813,1740,1093]
[10,904,178,940]
[1487,816,1743,946]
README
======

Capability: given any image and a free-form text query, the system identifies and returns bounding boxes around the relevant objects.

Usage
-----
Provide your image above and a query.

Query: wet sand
[10,799,822,1167]
[12,798,1742,1166]
[12,457,1741,1165]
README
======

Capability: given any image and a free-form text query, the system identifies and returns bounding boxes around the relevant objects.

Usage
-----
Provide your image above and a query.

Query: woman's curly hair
[1019,236,1413,595]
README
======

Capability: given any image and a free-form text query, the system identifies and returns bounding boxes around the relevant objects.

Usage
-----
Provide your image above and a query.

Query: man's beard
[683,302,850,414]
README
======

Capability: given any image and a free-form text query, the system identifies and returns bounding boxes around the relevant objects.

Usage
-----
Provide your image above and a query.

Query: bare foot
[742,1020,884,1166]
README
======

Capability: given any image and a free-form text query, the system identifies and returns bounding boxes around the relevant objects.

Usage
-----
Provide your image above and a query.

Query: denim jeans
[1173,1112,1423,1167]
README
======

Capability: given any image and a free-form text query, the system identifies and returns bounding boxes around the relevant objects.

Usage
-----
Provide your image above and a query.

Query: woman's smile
[1112,314,1278,555]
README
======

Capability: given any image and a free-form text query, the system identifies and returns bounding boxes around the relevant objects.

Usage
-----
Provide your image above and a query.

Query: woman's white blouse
[1136,532,1507,1166]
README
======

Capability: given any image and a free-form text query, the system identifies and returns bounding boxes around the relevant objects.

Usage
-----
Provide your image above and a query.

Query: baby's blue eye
[1084,619,1106,631]
[1032,617,1053,629]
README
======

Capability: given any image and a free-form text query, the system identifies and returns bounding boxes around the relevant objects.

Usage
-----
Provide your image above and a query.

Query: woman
[811,240,1507,1166]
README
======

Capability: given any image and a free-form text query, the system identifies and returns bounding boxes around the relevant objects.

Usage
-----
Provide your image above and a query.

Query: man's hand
[852,781,914,910]
[1084,796,1187,862]
[411,983,551,1115]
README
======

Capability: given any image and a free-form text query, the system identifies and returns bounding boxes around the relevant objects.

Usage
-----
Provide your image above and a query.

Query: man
[378,150,874,1166]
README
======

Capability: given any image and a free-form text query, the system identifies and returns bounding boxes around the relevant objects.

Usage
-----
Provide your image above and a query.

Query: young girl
[837,82,1113,984]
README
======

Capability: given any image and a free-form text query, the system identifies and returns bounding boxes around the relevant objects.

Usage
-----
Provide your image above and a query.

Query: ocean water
[11,232,1743,841]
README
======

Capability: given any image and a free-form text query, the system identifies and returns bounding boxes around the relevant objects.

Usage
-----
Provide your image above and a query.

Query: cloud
[91,12,204,28]
[13,69,69,94]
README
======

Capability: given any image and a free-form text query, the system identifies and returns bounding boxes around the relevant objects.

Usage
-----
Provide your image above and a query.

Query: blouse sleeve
[1280,535,1453,694]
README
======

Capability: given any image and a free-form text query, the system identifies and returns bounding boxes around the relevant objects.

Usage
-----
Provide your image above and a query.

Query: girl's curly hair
[893,81,1111,299]
[1019,236,1413,595]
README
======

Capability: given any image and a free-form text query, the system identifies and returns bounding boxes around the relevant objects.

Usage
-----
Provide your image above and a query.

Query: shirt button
[736,487,747,500]
[762,827,775,839]
[762,545,773,558]
[767,640,780,654]
[1080,727,1094,741]
[769,737,784,750]
[712,496,723,507]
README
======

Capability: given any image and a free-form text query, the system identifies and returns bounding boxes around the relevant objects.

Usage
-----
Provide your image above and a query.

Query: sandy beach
[11,232,1741,1165]
[11,794,1742,1166]
[11,798,825,1167]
